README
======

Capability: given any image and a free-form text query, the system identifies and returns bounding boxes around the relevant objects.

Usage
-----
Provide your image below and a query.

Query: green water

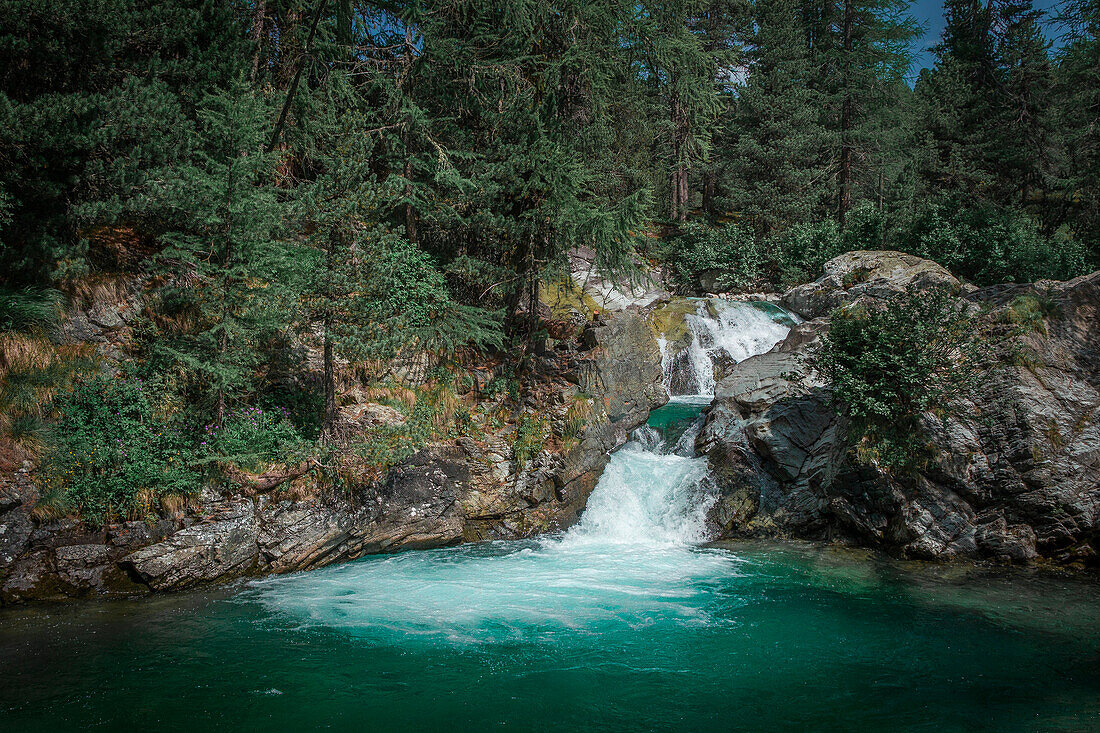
[1,543,1098,732]
[643,396,708,447]
[2,398,1098,731]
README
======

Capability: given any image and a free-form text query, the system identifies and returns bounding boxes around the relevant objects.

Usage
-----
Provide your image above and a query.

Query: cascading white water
[673,299,796,397]
[251,302,796,643]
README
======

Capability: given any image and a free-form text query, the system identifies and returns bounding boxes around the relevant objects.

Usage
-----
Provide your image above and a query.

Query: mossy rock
[647,297,701,351]
[541,279,602,320]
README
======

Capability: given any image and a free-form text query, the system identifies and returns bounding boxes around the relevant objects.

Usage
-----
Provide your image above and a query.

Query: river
[2,301,1098,731]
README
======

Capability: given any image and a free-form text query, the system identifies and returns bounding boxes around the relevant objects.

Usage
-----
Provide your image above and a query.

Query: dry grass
[0,337,94,420]
[361,384,418,412]
[429,387,461,431]
[0,333,55,380]
[60,272,133,310]
[80,224,156,271]
[130,488,159,520]
[31,484,71,522]
[159,492,187,517]
[273,479,318,504]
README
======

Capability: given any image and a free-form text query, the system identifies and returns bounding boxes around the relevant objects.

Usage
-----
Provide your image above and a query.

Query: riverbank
[2,537,1097,732]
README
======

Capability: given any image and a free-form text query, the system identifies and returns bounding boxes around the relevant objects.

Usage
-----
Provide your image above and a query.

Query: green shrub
[815,286,991,470]
[201,406,305,472]
[999,293,1061,336]
[840,204,887,252]
[667,222,766,292]
[513,414,548,468]
[895,203,1090,285]
[770,219,844,285]
[40,375,202,523]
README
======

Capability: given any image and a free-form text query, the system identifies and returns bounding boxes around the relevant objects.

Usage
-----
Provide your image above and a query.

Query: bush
[769,219,845,286]
[200,406,305,472]
[894,203,1090,285]
[666,214,870,292]
[513,414,548,468]
[40,375,202,523]
[667,222,766,292]
[814,286,991,470]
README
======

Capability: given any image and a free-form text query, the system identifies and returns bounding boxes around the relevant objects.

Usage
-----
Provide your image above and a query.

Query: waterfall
[667,299,796,398]
[250,299,798,642]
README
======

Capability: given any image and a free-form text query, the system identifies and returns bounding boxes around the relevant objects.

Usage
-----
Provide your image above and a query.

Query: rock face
[701,252,1100,565]
[1,309,667,602]
[781,250,960,320]
[463,310,667,539]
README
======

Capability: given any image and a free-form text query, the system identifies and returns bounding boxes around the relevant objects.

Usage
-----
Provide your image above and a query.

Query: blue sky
[910,0,1066,73]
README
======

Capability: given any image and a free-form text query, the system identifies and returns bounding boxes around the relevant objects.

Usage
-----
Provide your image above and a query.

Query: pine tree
[916,0,1054,210]
[411,0,648,354]
[633,0,741,221]
[828,0,919,224]
[147,85,288,424]
[915,0,1000,202]
[994,0,1055,207]
[0,0,245,287]
[1053,0,1100,252]
[727,0,831,232]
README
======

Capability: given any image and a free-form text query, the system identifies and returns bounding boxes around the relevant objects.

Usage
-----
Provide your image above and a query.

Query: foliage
[997,292,1062,336]
[0,288,62,333]
[200,407,306,473]
[350,382,470,481]
[143,83,290,421]
[667,222,765,291]
[769,220,847,286]
[815,286,992,469]
[39,375,201,524]
[894,202,1090,284]
[3,0,1098,523]
[513,414,550,468]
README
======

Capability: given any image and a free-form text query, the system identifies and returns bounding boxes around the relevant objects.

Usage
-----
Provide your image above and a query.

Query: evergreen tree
[0,0,244,287]
[1054,0,1100,253]
[146,85,288,424]
[994,0,1055,207]
[828,0,919,223]
[290,91,502,441]
[915,0,1000,203]
[412,0,648,353]
[633,0,742,221]
[916,0,1054,210]
[727,0,831,232]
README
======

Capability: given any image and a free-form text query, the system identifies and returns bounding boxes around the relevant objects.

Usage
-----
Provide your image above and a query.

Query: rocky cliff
[700,251,1100,565]
[0,309,666,603]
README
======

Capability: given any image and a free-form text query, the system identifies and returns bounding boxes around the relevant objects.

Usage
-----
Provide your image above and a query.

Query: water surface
[2,401,1098,731]
[2,306,1097,731]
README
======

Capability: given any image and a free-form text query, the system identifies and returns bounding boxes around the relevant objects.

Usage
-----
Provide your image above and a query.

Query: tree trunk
[402,26,417,243]
[217,153,236,428]
[670,169,681,222]
[838,0,854,227]
[404,155,418,244]
[669,87,687,222]
[321,322,336,445]
[337,0,352,48]
[678,166,689,219]
[321,229,338,444]
[702,170,716,216]
[267,0,327,153]
[250,0,266,82]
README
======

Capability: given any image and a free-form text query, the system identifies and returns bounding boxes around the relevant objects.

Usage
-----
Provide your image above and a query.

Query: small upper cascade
[662,299,797,398]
